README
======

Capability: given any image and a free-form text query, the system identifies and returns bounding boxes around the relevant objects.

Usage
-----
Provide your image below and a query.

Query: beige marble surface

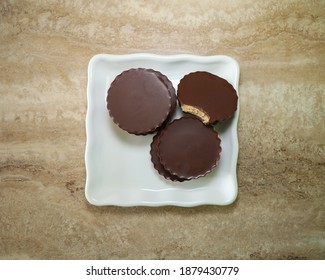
[0,0,324,259]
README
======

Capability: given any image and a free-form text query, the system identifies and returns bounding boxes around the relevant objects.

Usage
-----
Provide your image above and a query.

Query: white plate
[85,53,240,207]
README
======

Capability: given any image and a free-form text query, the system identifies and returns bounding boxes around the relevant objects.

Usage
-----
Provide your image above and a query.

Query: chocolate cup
[107,68,172,135]
[128,69,177,136]
[136,69,177,135]
[147,69,177,121]
[177,71,238,124]
[150,130,186,182]
[157,117,221,180]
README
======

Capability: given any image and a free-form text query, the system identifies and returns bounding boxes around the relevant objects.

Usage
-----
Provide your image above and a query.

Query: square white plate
[85,53,240,207]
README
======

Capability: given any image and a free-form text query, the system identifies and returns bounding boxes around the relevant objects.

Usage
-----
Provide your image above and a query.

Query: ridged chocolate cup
[150,130,186,182]
[177,71,238,124]
[147,69,177,122]
[157,117,221,180]
[107,68,172,135]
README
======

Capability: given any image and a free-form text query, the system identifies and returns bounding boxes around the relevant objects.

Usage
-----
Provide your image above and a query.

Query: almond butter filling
[180,104,210,124]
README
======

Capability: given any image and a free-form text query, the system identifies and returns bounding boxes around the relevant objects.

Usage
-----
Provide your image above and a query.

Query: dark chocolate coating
[107,68,172,135]
[148,69,177,119]
[177,71,238,124]
[150,131,186,182]
[158,117,221,180]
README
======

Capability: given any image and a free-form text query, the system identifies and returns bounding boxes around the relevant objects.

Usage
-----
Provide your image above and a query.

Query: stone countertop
[0,0,324,259]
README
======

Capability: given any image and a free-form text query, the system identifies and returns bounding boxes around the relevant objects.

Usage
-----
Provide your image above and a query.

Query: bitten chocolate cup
[157,117,222,180]
[177,71,238,124]
[107,68,172,135]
